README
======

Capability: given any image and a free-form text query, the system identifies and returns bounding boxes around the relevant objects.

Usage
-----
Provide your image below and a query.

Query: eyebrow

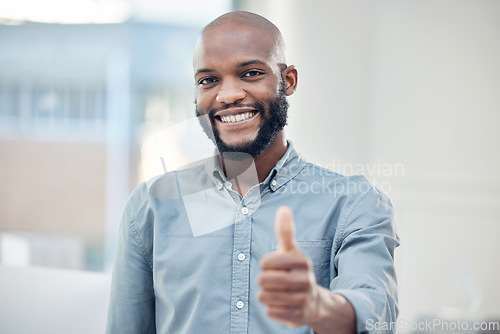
[238,60,266,67]
[195,60,267,76]
[195,68,214,76]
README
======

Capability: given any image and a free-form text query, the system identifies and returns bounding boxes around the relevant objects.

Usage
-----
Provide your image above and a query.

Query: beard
[195,78,288,159]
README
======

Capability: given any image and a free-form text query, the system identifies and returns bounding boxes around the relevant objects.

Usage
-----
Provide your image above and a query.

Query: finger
[259,290,309,307]
[260,253,310,271]
[258,270,310,291]
[266,306,305,327]
[275,206,297,253]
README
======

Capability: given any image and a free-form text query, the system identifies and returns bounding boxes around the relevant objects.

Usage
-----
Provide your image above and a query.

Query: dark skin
[193,21,294,193]
[260,207,356,334]
[193,13,356,334]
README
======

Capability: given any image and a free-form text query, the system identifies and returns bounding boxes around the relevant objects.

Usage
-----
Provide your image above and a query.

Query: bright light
[140,116,217,181]
[0,0,232,25]
[0,0,131,24]
[128,0,232,25]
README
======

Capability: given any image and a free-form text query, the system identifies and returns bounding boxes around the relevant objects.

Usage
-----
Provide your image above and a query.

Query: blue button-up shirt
[107,143,399,334]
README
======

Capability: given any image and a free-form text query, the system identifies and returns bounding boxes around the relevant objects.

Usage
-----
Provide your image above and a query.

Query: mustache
[207,102,265,118]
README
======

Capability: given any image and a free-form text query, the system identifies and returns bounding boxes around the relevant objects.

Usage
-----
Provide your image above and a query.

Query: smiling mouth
[216,111,257,123]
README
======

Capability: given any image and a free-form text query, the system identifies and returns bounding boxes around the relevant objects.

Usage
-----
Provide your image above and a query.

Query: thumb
[275,206,297,253]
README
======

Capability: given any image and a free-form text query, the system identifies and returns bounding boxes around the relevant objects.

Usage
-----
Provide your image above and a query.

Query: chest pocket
[272,240,332,288]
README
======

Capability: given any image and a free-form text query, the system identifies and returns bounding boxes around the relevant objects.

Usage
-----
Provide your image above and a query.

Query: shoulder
[297,161,379,197]
[298,160,393,218]
[297,163,399,250]
[125,161,211,219]
[123,181,150,223]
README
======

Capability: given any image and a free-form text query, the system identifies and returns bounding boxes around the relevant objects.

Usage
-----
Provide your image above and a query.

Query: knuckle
[294,308,305,320]
[294,274,309,286]
[295,294,307,304]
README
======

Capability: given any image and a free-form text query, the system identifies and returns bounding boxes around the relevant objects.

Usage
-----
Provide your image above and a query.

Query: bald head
[192,11,298,158]
[194,11,287,66]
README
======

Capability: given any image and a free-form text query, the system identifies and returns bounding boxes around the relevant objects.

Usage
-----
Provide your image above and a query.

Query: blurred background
[0,0,499,333]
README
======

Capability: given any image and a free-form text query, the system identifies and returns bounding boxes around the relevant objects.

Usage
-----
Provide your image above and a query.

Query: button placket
[230,202,253,332]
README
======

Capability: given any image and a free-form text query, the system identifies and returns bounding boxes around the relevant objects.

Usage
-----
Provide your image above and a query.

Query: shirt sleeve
[106,187,156,334]
[331,185,400,334]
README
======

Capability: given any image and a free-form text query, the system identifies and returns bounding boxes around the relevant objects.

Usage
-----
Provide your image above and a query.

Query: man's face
[193,25,289,157]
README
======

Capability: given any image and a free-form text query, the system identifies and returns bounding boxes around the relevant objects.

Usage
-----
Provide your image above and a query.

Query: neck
[221,132,287,196]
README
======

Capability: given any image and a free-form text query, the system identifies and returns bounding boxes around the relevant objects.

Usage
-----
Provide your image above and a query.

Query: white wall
[240,0,500,325]
[0,265,111,334]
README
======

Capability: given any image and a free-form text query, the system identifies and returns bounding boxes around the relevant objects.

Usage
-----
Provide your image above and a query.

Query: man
[107,11,399,334]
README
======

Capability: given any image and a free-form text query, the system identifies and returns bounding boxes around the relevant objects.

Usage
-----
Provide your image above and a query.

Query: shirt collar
[204,141,307,191]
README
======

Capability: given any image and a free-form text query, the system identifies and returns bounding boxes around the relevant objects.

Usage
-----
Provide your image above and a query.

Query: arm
[258,207,356,334]
[330,188,399,333]
[106,193,156,334]
[258,189,399,333]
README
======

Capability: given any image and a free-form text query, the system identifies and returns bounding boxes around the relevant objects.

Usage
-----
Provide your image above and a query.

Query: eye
[242,70,264,78]
[198,77,218,85]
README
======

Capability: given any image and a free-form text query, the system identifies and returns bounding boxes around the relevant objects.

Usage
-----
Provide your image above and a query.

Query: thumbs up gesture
[258,206,322,327]
[275,206,298,254]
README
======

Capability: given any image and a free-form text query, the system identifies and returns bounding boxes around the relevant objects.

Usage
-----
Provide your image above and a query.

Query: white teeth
[220,112,256,123]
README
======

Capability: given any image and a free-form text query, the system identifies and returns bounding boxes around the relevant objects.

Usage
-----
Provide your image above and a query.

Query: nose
[216,78,246,104]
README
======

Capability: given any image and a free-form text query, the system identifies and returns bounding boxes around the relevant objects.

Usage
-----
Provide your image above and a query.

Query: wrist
[306,286,356,334]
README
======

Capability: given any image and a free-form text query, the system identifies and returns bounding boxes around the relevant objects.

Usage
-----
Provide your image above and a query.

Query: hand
[258,206,322,327]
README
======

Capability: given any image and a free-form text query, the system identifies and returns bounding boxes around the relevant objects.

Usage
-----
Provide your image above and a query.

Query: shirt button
[236,301,244,309]
[241,207,249,215]
[271,180,277,187]
[237,253,246,261]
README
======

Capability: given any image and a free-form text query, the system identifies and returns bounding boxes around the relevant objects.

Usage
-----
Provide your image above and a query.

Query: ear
[283,65,298,96]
